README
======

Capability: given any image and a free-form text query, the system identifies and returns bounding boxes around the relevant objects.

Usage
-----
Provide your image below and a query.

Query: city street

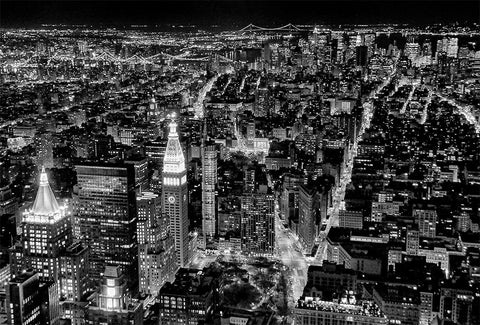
[275,214,308,302]
[313,67,398,264]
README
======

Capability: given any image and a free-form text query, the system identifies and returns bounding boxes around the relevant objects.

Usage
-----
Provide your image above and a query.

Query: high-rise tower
[10,167,90,324]
[201,119,217,248]
[241,189,275,256]
[75,163,138,288]
[162,116,189,267]
[13,167,71,283]
[137,192,176,296]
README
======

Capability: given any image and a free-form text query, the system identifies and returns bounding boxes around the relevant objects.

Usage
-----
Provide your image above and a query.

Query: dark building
[6,269,60,325]
[356,45,368,67]
[158,268,218,325]
[241,188,275,256]
[74,163,138,290]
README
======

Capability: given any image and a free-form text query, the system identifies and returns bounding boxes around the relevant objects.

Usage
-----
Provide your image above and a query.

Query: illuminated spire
[163,113,186,174]
[31,166,61,216]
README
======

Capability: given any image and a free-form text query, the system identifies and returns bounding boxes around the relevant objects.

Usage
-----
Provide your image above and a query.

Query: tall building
[162,118,190,267]
[244,168,256,193]
[75,163,138,288]
[241,189,275,256]
[201,141,217,247]
[137,192,176,297]
[355,45,368,67]
[406,229,420,255]
[13,167,70,283]
[298,180,330,254]
[10,168,90,324]
[6,269,60,325]
[0,184,18,217]
[85,266,143,325]
[59,242,90,324]
[146,96,161,122]
[413,206,437,238]
[125,157,149,192]
[280,173,305,225]
[298,185,321,254]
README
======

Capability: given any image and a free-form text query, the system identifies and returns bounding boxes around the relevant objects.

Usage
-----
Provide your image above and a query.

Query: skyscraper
[6,269,60,325]
[137,192,176,296]
[201,141,217,247]
[10,167,90,324]
[241,189,275,256]
[59,242,90,324]
[13,167,70,283]
[75,163,138,288]
[298,179,331,254]
[162,117,190,267]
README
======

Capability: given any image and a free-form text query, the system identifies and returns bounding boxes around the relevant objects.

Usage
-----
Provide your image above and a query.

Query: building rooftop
[31,166,61,216]
[160,268,215,297]
[296,296,385,319]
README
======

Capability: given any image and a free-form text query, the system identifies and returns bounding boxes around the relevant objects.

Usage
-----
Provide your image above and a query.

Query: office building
[162,117,190,267]
[241,190,275,256]
[59,242,90,325]
[85,266,143,325]
[413,205,437,238]
[14,167,70,283]
[0,184,17,217]
[298,181,330,254]
[201,141,217,247]
[6,269,60,325]
[75,163,138,288]
[406,229,420,255]
[125,158,149,192]
[137,192,176,297]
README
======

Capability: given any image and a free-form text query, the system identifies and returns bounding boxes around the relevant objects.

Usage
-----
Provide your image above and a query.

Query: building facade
[6,270,60,325]
[85,266,143,325]
[137,192,176,297]
[240,191,275,256]
[162,118,190,267]
[201,141,217,247]
[75,163,138,288]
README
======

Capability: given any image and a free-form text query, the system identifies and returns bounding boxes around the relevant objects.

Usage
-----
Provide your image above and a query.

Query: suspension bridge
[237,23,311,34]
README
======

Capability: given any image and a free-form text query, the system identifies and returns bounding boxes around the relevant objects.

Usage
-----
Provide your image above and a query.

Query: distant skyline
[1,1,479,29]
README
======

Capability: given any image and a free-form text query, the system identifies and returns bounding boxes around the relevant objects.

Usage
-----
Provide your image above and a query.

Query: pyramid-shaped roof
[163,119,186,174]
[31,166,61,216]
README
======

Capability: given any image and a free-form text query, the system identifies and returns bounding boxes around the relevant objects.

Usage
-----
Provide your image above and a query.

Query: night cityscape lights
[0,1,480,325]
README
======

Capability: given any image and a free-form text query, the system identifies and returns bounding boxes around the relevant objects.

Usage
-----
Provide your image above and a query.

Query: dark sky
[1,1,479,29]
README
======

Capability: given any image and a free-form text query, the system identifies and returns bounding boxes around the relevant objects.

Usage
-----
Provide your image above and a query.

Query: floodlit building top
[23,166,66,224]
[163,115,186,174]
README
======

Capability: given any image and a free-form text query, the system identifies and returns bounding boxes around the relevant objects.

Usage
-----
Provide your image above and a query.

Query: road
[400,82,418,115]
[433,91,480,134]
[419,88,433,125]
[275,217,308,302]
[313,67,399,265]
[194,74,219,118]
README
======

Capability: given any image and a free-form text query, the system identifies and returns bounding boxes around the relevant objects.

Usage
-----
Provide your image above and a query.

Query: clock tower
[162,115,189,267]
